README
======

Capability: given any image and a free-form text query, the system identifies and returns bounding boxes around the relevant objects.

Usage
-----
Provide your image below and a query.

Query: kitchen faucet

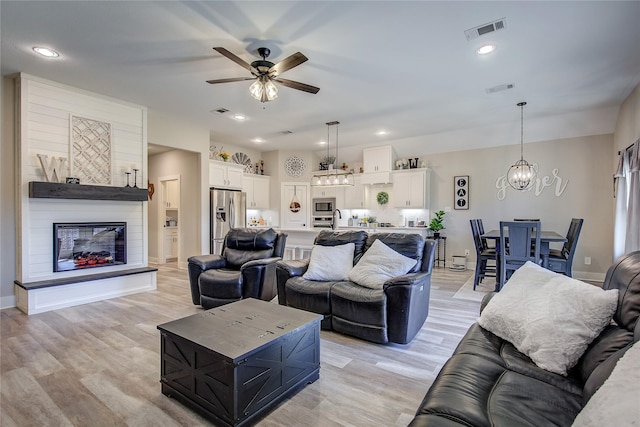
[331,209,342,230]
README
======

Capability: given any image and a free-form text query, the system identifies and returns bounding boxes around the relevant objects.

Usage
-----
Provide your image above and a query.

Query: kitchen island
[278,226,431,260]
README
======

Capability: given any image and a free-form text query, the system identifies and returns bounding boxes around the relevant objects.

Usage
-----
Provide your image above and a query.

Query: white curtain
[626,140,640,253]
[614,139,640,260]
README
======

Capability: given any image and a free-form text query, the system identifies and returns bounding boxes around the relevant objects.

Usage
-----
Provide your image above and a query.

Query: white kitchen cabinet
[311,186,340,199]
[164,179,179,208]
[209,162,244,189]
[165,228,178,260]
[361,145,395,184]
[392,168,430,208]
[342,174,366,209]
[311,185,345,208]
[243,174,270,209]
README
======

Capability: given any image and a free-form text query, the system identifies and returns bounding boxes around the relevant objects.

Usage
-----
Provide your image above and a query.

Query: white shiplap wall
[17,74,149,284]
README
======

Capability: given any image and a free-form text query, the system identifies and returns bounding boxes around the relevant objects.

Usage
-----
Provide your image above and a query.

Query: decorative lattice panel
[71,116,112,184]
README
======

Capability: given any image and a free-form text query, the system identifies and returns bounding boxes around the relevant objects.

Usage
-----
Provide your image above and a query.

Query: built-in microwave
[312,197,336,216]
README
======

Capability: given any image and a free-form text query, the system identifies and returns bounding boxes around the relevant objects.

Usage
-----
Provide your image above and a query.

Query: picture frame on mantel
[454,175,469,210]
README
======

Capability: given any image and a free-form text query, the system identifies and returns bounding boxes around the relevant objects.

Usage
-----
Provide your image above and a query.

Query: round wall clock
[284,155,306,177]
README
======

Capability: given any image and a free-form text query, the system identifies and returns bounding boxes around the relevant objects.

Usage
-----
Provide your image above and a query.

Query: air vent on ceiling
[280,130,293,135]
[465,18,507,41]
[212,108,229,114]
[486,83,515,94]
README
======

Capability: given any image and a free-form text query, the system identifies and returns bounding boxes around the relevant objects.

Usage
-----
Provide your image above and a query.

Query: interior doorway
[281,183,310,229]
[158,175,181,264]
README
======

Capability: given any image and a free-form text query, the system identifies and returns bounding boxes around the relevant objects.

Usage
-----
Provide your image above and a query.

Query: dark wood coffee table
[157,298,322,427]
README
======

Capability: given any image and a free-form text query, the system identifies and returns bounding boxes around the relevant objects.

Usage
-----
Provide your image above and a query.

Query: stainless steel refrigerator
[210,189,247,254]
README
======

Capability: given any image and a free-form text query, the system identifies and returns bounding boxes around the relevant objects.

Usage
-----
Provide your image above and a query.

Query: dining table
[481,229,567,291]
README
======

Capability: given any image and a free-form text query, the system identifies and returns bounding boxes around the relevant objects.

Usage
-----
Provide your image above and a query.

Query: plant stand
[432,236,446,268]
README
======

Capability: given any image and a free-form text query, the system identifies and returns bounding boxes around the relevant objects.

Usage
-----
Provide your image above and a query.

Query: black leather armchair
[187,228,287,309]
[276,230,437,344]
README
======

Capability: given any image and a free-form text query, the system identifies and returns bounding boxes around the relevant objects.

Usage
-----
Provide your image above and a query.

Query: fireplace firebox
[53,222,126,272]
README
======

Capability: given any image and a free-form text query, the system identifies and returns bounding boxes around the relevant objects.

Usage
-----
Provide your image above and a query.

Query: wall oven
[312,216,333,228]
[312,197,336,217]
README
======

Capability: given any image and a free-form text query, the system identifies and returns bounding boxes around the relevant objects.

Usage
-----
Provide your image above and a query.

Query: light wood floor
[0,265,482,427]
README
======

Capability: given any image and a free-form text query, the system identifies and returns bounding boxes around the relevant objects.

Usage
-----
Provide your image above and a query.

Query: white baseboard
[573,271,606,283]
[0,295,17,310]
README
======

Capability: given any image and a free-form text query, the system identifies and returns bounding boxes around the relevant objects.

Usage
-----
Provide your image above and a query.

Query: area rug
[452,274,495,302]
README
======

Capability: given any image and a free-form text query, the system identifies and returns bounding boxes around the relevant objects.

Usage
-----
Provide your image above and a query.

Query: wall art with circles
[284,155,306,177]
[454,175,469,210]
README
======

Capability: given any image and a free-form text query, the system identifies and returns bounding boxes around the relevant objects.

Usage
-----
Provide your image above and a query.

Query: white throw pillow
[572,341,640,426]
[478,261,618,376]
[347,239,417,289]
[303,243,355,281]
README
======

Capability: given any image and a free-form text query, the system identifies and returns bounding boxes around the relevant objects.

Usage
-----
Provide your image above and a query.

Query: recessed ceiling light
[318,140,327,145]
[232,114,247,121]
[32,47,59,58]
[376,130,389,136]
[476,44,496,55]
[252,138,264,144]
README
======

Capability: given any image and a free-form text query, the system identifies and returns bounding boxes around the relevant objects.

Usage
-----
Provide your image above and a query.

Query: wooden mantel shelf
[29,181,148,201]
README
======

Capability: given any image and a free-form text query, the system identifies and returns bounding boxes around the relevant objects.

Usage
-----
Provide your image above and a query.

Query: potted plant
[319,155,336,170]
[429,210,446,238]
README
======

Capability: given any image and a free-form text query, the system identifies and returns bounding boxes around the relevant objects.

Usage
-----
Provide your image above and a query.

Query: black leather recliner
[187,228,287,309]
[276,230,437,344]
[409,250,640,426]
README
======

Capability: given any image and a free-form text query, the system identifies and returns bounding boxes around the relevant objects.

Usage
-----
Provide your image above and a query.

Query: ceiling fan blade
[274,78,320,94]
[269,52,308,76]
[213,47,252,71]
[206,77,255,84]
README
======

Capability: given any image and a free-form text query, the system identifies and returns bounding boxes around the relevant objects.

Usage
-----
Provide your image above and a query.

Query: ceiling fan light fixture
[208,47,318,101]
[249,76,278,103]
[264,79,278,100]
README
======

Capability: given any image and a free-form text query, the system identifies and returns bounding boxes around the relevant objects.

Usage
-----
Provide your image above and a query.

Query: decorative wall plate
[285,155,306,177]
[232,152,253,173]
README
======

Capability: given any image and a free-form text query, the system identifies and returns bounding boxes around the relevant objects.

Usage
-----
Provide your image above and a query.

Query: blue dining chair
[547,218,583,277]
[476,218,494,249]
[470,219,496,290]
[499,221,541,290]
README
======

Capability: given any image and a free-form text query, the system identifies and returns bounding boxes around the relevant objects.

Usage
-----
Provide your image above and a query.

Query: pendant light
[507,102,537,190]
[311,121,354,187]
[289,185,301,213]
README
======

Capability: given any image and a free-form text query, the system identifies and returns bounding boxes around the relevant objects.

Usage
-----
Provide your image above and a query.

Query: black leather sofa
[409,250,640,426]
[187,228,287,309]
[276,230,437,344]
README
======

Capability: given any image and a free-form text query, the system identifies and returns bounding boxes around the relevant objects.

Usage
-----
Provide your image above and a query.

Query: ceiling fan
[206,47,320,102]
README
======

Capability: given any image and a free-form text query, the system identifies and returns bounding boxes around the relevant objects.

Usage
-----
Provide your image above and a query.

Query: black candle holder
[125,172,131,187]
[133,169,139,188]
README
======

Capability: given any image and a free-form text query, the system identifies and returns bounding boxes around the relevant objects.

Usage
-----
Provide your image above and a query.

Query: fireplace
[53,222,126,272]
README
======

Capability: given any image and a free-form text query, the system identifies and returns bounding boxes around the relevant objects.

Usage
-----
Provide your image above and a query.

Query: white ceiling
[2,1,640,155]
